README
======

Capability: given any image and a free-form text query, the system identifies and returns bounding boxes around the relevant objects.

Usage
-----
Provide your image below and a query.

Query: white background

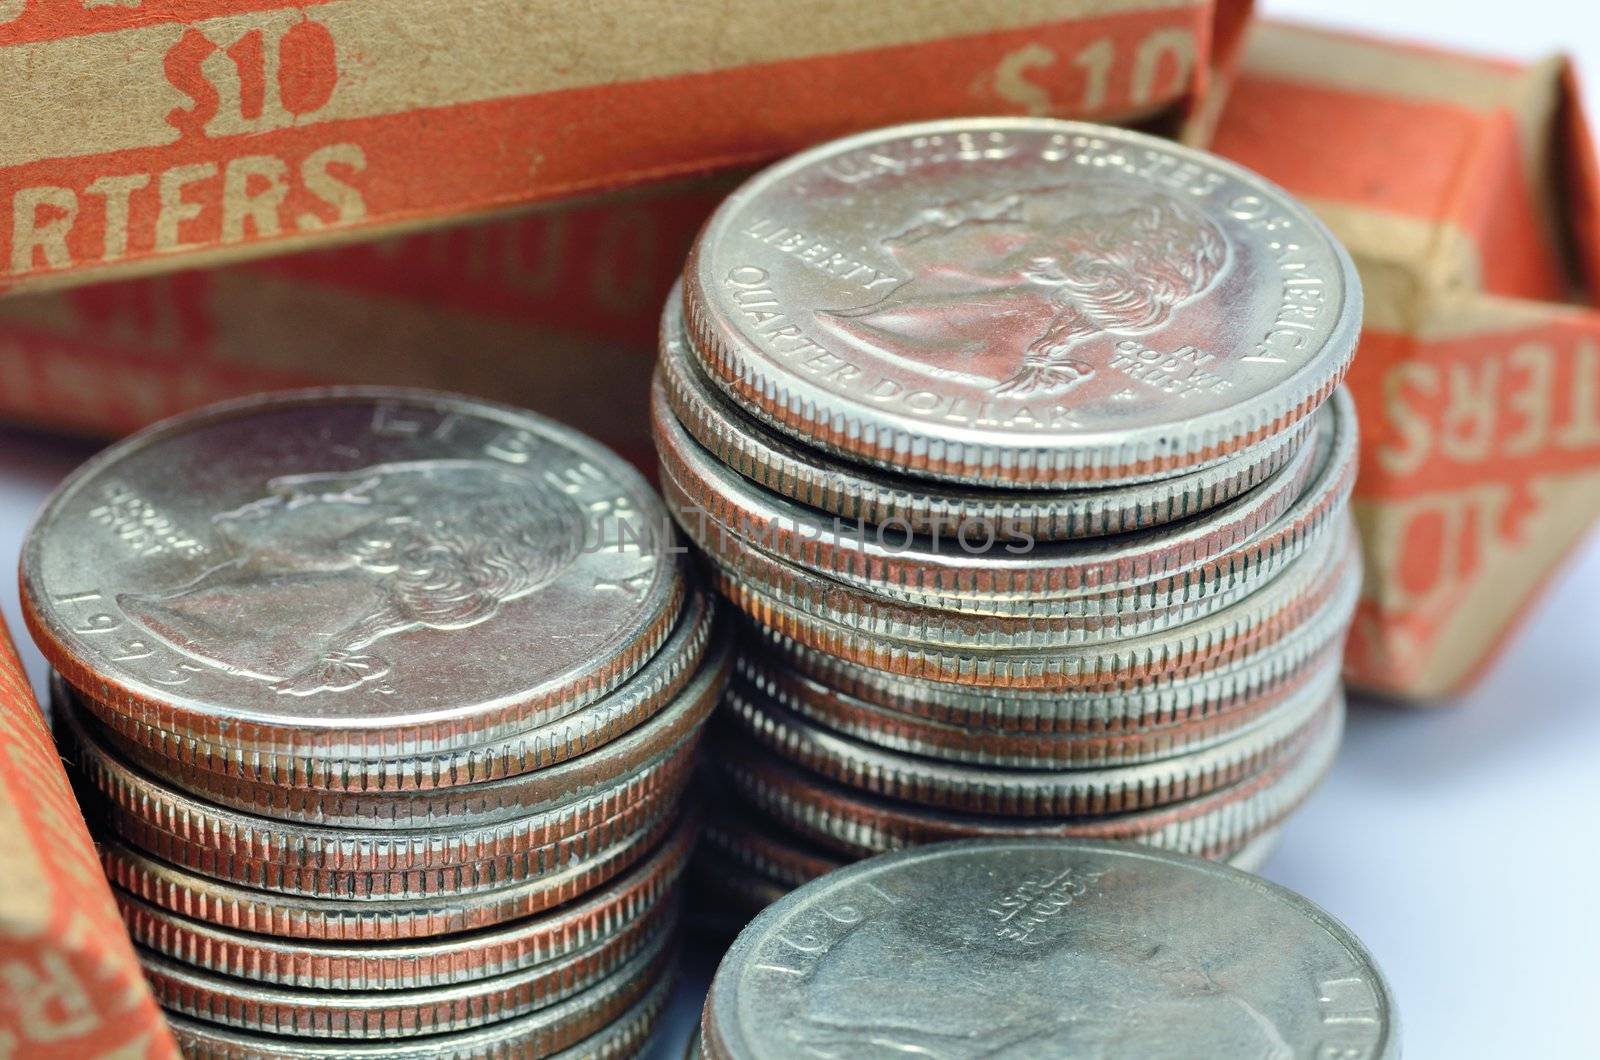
[1257,4,1600,1058]
[2,3,1599,1058]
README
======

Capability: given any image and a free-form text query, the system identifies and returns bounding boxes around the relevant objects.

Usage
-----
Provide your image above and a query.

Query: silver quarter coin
[63,628,728,826]
[753,594,1351,734]
[704,838,1395,1059]
[658,285,1313,540]
[721,652,1337,814]
[737,640,1344,769]
[75,588,722,794]
[22,388,684,762]
[688,816,1290,927]
[683,119,1360,486]
[714,693,1343,860]
[98,812,692,942]
[657,384,1351,609]
[163,946,674,1058]
[114,813,691,990]
[137,914,673,1039]
[715,521,1359,691]
[58,694,690,898]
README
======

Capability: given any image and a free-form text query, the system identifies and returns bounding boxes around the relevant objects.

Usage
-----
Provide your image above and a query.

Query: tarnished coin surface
[658,286,1313,540]
[704,839,1395,1059]
[21,388,683,760]
[683,119,1360,486]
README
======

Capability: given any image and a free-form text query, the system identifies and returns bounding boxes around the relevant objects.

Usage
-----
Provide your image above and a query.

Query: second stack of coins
[651,118,1365,920]
[21,389,729,1057]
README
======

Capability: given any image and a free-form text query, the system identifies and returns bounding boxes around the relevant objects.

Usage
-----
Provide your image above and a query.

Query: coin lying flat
[60,695,691,898]
[165,948,674,1059]
[656,381,1340,607]
[98,811,689,941]
[658,286,1313,541]
[113,815,692,990]
[78,588,721,796]
[22,388,684,765]
[757,593,1350,735]
[66,630,728,827]
[138,914,673,1039]
[683,119,1360,487]
[817,386,1351,622]
[739,640,1343,768]
[721,652,1335,816]
[721,522,1358,691]
[662,384,1355,620]
[703,839,1395,1060]
[715,693,1342,861]
[97,789,678,901]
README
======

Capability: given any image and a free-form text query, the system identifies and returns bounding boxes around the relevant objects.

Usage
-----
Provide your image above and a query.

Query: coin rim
[655,381,1347,603]
[61,626,730,825]
[75,589,721,791]
[21,386,685,743]
[739,640,1344,767]
[720,653,1338,815]
[162,941,676,1058]
[658,285,1314,540]
[713,694,1343,860]
[705,829,1394,1060]
[58,687,700,878]
[97,810,695,941]
[711,523,1360,691]
[682,118,1362,486]
[114,818,692,990]
[137,912,674,1039]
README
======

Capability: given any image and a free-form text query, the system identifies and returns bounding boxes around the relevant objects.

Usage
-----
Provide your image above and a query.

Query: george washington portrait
[780,906,1293,1059]
[116,459,585,696]
[812,182,1229,397]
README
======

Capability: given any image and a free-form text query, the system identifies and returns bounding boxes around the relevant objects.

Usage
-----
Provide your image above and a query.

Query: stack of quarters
[21,390,729,1057]
[651,119,1363,921]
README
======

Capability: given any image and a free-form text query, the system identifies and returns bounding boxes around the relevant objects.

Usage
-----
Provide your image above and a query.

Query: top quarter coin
[705,839,1396,1060]
[658,283,1313,541]
[683,119,1360,487]
[20,388,684,760]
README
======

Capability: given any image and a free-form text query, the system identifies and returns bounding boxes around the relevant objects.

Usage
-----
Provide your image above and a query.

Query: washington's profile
[813,184,1229,396]
[784,908,1294,1059]
[117,460,585,696]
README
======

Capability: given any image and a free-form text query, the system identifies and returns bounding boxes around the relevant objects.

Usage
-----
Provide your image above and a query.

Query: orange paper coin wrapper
[1214,22,1600,700]
[0,0,1247,295]
[0,614,178,1058]
[0,178,727,468]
